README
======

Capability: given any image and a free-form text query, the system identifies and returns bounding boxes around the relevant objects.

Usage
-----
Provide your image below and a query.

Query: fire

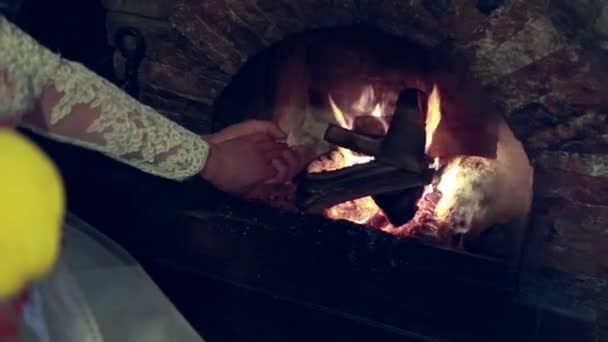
[328,95,351,129]
[434,157,463,219]
[425,85,441,152]
[325,95,375,166]
[371,103,383,118]
[311,85,459,234]
[313,95,390,229]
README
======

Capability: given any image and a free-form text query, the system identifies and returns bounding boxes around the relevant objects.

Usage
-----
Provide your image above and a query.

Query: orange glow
[371,103,383,118]
[425,85,441,152]
[311,88,464,234]
[434,157,463,219]
[309,95,391,229]
[328,95,350,129]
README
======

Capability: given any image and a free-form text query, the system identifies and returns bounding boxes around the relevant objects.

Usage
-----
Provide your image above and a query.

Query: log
[296,161,431,214]
[323,124,382,156]
[372,187,424,226]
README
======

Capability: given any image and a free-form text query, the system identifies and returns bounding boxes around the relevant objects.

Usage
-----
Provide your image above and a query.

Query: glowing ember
[326,197,385,224]
[310,85,462,235]
[322,146,390,229]
[307,94,390,229]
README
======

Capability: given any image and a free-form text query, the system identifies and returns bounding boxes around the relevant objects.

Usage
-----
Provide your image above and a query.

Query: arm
[0,15,208,181]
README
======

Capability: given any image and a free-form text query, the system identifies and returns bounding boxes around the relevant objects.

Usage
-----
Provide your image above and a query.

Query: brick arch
[168,0,448,108]
[103,0,608,326]
[140,0,608,139]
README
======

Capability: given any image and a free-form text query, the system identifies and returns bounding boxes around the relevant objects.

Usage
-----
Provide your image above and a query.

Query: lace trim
[0,15,208,180]
[47,61,208,180]
[0,15,61,116]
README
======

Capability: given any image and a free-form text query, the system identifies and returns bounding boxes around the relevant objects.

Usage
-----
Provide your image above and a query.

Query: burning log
[371,187,424,226]
[377,93,426,174]
[269,34,530,259]
[299,89,430,223]
[352,115,387,137]
[324,124,382,157]
[295,161,432,214]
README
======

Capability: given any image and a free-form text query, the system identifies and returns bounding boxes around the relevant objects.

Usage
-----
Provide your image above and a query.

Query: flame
[307,86,472,240]
[352,85,375,113]
[371,103,383,118]
[425,85,441,152]
[328,95,351,129]
[315,89,458,233]
[311,95,389,229]
[434,157,463,219]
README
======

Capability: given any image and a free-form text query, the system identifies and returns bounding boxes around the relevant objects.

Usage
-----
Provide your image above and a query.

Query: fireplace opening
[214,25,534,262]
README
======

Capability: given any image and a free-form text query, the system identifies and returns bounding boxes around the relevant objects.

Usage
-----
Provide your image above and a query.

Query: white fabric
[0,15,208,180]
[12,214,206,342]
[0,15,209,341]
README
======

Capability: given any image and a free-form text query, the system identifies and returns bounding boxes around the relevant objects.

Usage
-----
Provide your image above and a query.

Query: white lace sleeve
[0,16,208,181]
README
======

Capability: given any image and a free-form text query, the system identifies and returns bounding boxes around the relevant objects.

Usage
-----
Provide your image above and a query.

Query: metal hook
[113,27,146,99]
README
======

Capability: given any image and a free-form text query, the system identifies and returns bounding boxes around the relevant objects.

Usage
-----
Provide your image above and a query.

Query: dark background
[10,0,115,80]
[2,1,600,340]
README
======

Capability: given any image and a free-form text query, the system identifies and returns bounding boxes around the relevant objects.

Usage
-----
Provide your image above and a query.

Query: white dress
[1,15,207,342]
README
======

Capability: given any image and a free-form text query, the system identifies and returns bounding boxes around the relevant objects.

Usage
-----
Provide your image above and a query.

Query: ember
[265,27,533,258]
[307,85,456,235]
[308,93,391,229]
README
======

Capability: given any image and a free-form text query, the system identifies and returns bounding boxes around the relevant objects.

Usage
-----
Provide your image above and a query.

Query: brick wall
[101,0,608,335]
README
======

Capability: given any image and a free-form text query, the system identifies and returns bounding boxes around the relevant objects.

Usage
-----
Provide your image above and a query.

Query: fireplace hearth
[209,25,534,264]
[27,131,596,341]
[14,0,608,340]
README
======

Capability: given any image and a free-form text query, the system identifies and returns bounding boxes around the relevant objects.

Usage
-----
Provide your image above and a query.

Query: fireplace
[16,0,608,340]
[211,25,534,265]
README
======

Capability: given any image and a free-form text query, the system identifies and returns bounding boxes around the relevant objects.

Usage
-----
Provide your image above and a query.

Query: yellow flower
[0,129,65,299]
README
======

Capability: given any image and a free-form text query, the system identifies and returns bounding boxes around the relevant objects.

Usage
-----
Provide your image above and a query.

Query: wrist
[200,142,220,183]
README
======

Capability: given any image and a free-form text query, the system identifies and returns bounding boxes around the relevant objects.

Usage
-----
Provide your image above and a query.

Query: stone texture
[470,16,565,85]
[169,0,245,74]
[251,0,307,36]
[223,0,283,43]
[520,196,608,328]
[361,0,445,46]
[107,11,230,113]
[100,0,608,330]
[185,0,266,58]
[104,0,608,129]
[140,86,214,134]
[447,0,487,40]
[101,0,172,18]
[476,0,505,15]
[508,104,608,154]
[106,12,176,61]
[490,47,608,115]
[535,168,608,206]
[526,197,608,284]
[462,0,550,50]
[113,52,223,104]
[292,0,359,28]
[595,1,608,38]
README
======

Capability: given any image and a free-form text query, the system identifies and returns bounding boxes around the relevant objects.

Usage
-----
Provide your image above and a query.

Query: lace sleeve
[0,16,208,181]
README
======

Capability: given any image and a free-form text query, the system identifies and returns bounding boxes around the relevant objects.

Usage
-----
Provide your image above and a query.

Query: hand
[200,120,314,196]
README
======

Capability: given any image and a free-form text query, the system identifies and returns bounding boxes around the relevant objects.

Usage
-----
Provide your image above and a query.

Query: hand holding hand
[200,120,314,196]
